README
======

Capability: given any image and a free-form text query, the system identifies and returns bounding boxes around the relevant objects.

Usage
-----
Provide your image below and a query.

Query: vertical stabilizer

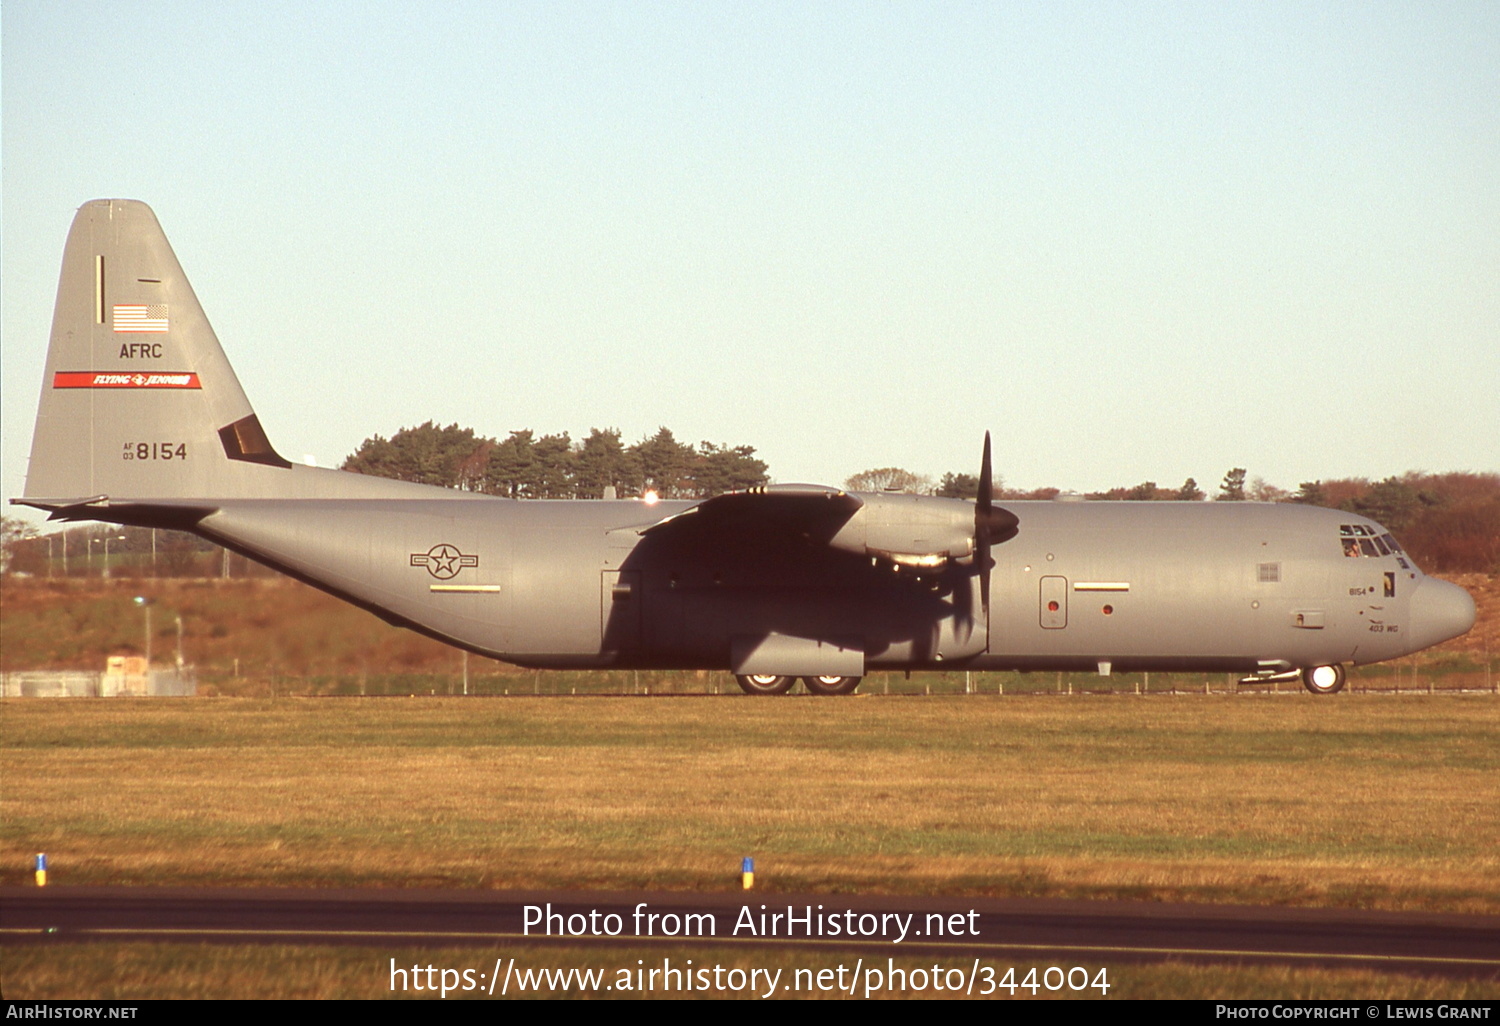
[24,200,289,501]
[21,200,493,509]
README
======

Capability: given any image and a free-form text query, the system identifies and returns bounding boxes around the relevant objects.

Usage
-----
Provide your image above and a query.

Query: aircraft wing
[629,484,863,546]
[625,483,996,570]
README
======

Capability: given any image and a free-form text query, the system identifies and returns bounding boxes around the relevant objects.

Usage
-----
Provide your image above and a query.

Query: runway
[3,887,1498,978]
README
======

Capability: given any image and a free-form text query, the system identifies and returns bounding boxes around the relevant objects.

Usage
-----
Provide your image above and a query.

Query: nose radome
[1407,578,1476,652]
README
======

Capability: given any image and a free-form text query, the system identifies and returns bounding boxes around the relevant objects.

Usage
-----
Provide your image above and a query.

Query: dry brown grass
[0,577,466,676]
[3,695,1497,910]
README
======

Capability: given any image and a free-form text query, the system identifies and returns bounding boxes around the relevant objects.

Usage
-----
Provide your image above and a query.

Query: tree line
[341,421,769,500]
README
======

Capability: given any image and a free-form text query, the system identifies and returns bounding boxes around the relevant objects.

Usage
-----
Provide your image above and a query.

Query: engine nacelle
[827,493,976,567]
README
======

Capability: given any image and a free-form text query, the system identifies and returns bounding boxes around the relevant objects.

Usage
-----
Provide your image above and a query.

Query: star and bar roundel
[410,543,479,580]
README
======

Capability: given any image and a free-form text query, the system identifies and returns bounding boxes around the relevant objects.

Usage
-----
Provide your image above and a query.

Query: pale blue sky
[4,1,1497,521]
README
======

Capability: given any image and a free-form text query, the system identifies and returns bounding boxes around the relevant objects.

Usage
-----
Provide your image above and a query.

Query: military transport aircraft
[14,200,1477,695]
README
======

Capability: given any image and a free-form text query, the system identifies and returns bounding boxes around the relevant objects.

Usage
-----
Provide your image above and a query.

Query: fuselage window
[1359,538,1379,557]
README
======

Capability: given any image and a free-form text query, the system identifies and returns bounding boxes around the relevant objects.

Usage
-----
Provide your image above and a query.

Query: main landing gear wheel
[802,675,862,696]
[1301,664,1346,695]
[735,674,795,696]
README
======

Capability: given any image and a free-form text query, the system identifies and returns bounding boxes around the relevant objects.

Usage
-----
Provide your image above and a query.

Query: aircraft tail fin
[22,200,292,503]
[19,200,447,510]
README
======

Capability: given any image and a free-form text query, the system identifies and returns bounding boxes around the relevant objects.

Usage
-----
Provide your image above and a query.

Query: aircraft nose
[1407,577,1476,651]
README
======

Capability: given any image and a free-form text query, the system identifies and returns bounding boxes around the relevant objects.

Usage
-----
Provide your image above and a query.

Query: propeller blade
[972,432,1019,617]
[978,431,993,519]
[976,432,993,617]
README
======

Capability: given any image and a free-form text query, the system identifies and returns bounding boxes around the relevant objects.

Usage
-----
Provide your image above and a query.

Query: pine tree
[1216,468,1247,501]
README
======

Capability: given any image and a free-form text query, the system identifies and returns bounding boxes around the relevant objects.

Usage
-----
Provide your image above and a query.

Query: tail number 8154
[123,441,187,461]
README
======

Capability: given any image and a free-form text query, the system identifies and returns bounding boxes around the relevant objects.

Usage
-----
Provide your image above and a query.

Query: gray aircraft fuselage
[176,490,1471,677]
[15,200,1478,692]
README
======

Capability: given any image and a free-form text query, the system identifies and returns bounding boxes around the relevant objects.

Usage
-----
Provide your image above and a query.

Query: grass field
[4,693,1498,1000]
[3,695,1496,909]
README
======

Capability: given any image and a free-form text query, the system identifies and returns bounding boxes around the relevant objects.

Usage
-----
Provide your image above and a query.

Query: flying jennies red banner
[53,372,201,388]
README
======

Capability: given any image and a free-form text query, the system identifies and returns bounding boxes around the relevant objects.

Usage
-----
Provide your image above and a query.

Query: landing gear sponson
[734,675,863,696]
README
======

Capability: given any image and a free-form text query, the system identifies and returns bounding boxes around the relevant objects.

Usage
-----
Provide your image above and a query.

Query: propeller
[974,431,1019,617]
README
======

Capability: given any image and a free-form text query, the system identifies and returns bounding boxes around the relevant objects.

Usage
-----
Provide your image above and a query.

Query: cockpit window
[1340,524,1402,559]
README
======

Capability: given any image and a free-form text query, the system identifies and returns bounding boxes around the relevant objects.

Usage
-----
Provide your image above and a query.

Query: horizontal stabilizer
[11,495,111,518]
[11,495,219,530]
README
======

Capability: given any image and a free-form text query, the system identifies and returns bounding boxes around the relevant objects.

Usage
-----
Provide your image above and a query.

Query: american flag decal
[113,304,169,333]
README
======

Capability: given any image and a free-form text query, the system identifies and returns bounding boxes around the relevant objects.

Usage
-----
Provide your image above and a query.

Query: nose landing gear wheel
[802,675,862,696]
[1301,664,1346,695]
[736,674,795,695]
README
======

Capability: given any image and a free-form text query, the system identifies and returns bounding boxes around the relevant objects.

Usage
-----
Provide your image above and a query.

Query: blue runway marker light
[741,856,754,890]
[34,853,47,887]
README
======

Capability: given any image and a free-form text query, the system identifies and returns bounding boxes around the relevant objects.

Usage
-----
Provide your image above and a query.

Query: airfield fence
[1,669,197,698]
[156,660,1495,699]
[4,652,1491,700]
